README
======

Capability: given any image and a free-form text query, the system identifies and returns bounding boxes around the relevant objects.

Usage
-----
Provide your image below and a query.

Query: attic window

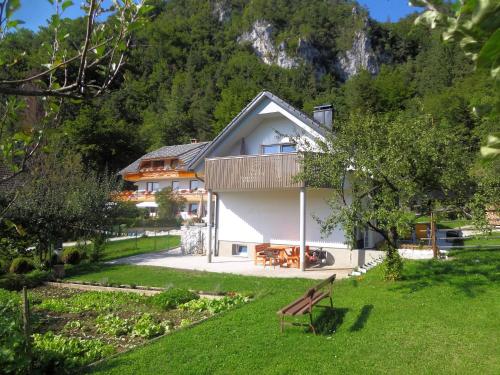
[152,160,164,168]
[261,143,296,154]
[170,159,179,169]
[141,161,151,169]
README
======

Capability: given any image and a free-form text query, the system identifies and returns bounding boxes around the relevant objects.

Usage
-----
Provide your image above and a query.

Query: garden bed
[10,285,248,372]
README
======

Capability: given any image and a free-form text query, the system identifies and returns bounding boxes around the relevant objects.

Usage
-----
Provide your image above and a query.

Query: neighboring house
[118,141,210,219]
[188,91,382,269]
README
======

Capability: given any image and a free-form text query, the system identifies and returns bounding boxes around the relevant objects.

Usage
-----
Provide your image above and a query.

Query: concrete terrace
[107,248,353,280]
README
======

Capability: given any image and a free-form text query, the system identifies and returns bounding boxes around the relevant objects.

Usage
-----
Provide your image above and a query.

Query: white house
[188,91,382,269]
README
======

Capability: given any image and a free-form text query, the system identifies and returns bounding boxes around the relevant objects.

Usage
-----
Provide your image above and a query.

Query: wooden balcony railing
[205,153,304,190]
[114,189,206,203]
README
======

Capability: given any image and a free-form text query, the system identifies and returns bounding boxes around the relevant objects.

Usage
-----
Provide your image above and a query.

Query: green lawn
[78,235,180,261]
[414,216,472,229]
[65,244,500,375]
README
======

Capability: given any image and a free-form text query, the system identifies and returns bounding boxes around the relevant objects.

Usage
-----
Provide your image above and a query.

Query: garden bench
[277,274,336,334]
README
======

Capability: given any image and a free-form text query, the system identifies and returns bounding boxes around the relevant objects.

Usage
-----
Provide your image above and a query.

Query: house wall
[227,115,316,156]
[217,189,347,248]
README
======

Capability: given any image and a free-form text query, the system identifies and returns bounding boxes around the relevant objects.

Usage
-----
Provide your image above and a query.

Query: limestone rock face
[213,1,231,23]
[239,17,381,80]
[335,29,379,80]
[238,20,299,68]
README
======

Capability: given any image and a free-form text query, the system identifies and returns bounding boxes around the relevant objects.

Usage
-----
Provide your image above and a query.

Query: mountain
[6,0,489,173]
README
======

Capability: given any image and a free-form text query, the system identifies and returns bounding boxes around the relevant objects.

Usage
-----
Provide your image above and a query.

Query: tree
[5,150,119,263]
[299,112,473,280]
[411,0,500,158]
[0,0,151,201]
[155,187,186,225]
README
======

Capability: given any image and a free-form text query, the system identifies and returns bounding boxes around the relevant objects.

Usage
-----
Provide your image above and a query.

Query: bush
[9,257,34,274]
[383,246,404,281]
[90,235,106,263]
[61,248,81,265]
[149,288,199,310]
[0,270,51,291]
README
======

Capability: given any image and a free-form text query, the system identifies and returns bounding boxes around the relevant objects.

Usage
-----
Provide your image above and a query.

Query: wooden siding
[205,153,304,190]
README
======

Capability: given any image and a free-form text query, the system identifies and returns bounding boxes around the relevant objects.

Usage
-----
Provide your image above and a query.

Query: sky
[15,0,422,31]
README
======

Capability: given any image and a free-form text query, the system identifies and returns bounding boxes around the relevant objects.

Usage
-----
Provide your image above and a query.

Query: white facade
[217,189,347,248]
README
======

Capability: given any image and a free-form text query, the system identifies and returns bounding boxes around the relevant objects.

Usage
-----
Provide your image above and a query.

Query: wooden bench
[277,274,336,334]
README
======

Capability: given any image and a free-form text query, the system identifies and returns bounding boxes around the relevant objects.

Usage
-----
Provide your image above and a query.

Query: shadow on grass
[349,304,373,332]
[313,307,349,335]
[392,248,500,297]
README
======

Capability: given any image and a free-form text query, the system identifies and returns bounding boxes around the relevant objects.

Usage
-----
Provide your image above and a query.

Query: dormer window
[170,159,179,169]
[261,143,296,155]
[152,160,164,169]
[140,160,151,170]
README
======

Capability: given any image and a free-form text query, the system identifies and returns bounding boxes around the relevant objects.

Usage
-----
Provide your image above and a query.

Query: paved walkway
[107,248,352,280]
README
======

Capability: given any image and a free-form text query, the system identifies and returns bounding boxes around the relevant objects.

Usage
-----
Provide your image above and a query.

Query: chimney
[313,104,333,129]
[190,138,198,144]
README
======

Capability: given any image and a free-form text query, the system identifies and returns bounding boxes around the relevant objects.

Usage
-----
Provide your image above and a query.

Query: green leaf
[476,28,500,72]
[6,19,24,28]
[6,0,21,18]
[61,0,73,12]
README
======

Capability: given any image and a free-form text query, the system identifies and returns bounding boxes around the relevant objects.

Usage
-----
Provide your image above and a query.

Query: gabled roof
[188,91,329,169]
[119,142,210,175]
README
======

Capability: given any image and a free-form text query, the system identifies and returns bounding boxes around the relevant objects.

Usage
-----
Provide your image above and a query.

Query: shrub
[0,270,51,291]
[9,257,34,274]
[383,246,404,281]
[149,288,199,310]
[61,248,81,265]
[90,235,106,263]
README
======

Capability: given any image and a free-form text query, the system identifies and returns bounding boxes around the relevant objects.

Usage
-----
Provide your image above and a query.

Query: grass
[64,244,500,375]
[79,235,180,262]
[414,216,472,229]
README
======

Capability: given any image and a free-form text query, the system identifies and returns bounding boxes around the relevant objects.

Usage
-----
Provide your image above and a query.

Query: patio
[107,248,352,280]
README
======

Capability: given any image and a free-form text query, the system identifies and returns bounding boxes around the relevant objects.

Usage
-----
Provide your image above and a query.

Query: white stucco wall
[217,189,347,248]
[227,115,316,156]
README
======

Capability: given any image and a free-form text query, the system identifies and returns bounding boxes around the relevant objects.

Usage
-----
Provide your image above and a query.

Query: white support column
[299,187,306,271]
[207,189,213,263]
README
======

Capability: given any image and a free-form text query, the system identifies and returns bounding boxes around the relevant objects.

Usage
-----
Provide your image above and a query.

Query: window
[188,203,199,215]
[152,160,164,168]
[146,182,159,192]
[190,180,200,191]
[262,144,280,154]
[171,181,180,190]
[281,144,296,153]
[140,161,151,169]
[170,159,179,169]
[261,143,296,154]
[232,244,248,256]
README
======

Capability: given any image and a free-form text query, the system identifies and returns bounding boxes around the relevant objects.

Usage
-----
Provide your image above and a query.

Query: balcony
[114,189,207,203]
[204,153,304,191]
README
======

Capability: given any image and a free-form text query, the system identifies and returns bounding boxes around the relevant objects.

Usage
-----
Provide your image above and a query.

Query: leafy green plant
[131,313,165,339]
[64,320,83,332]
[32,332,114,371]
[96,314,131,337]
[61,248,82,265]
[383,247,404,281]
[37,291,147,313]
[9,257,34,274]
[149,288,199,310]
[0,289,30,374]
[179,295,248,314]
